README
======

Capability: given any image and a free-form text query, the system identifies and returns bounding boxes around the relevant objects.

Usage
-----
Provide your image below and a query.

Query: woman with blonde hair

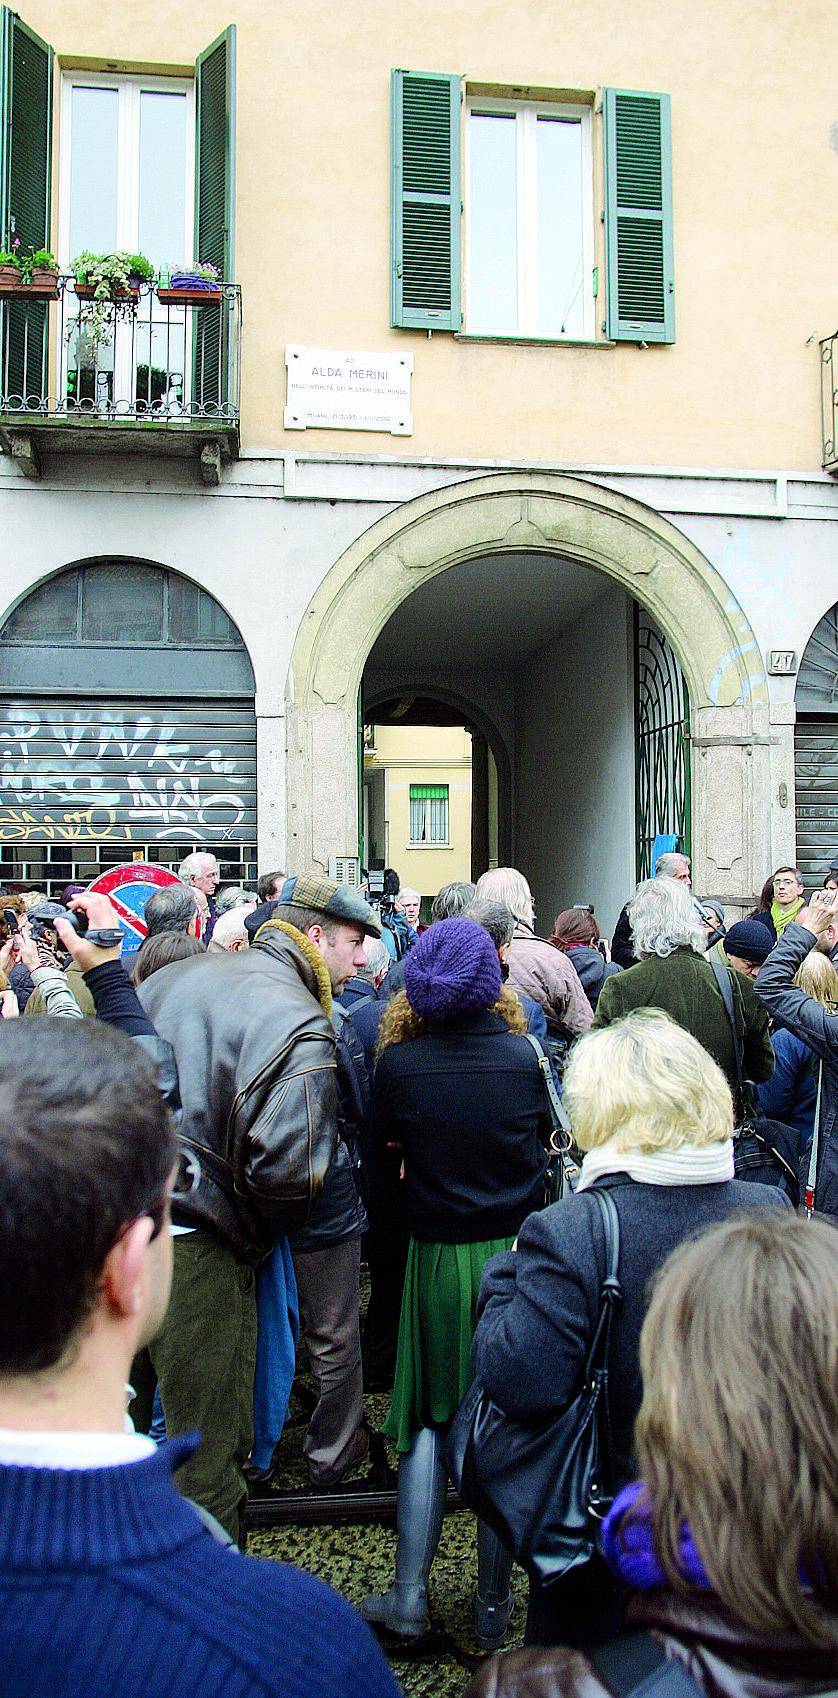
[361,918,551,1650]
[467,1211,837,1697]
[471,1008,789,1650]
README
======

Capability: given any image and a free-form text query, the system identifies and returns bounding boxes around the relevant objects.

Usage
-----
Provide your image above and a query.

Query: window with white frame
[59,73,194,409]
[466,100,594,340]
[409,784,449,845]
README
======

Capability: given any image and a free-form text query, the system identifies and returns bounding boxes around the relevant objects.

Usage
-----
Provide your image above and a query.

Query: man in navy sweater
[0,1018,400,1698]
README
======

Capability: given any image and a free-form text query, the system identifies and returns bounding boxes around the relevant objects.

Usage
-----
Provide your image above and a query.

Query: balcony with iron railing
[0,273,241,480]
[821,331,838,474]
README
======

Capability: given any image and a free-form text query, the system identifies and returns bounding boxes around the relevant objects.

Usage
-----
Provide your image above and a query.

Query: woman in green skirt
[361,917,550,1649]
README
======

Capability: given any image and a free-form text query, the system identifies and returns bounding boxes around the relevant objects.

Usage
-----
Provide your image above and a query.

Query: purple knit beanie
[403,918,502,1021]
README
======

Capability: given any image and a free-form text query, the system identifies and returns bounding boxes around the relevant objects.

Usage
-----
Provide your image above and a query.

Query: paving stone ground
[246,1361,527,1697]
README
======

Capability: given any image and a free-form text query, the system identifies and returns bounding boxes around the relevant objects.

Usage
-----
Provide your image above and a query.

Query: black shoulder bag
[710,958,797,1193]
[523,1030,581,1202]
[446,1187,622,1586]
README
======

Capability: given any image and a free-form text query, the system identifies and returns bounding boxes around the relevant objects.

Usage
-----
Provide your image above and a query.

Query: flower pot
[0,265,59,298]
[157,286,222,305]
[75,281,140,301]
[158,273,221,306]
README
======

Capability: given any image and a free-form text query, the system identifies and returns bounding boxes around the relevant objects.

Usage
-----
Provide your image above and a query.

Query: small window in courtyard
[410,784,449,844]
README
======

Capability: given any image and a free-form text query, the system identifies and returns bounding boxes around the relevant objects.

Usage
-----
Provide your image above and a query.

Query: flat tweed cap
[277,874,381,938]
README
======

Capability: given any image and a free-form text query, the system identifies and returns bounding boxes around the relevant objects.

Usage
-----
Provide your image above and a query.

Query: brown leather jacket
[140,920,338,1263]
[465,1592,838,1698]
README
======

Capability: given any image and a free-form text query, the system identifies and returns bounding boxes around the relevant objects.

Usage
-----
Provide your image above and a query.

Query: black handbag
[446,1187,622,1586]
[523,1031,581,1202]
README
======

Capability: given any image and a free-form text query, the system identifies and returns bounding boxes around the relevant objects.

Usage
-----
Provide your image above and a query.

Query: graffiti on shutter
[0,699,256,844]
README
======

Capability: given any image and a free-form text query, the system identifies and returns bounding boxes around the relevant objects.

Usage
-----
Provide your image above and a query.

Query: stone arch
[286,471,775,902]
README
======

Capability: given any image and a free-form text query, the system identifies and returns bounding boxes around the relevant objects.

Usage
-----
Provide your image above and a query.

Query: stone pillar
[691,703,778,917]
[256,712,287,871]
[285,696,359,876]
[470,731,489,879]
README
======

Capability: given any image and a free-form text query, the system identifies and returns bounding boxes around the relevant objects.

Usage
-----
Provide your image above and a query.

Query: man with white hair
[611,851,691,969]
[179,851,220,941]
[474,867,592,1042]
[595,876,774,1099]
[207,908,252,953]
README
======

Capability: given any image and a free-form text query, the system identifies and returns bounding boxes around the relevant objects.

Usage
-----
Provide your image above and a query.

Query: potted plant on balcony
[0,241,60,297]
[71,251,155,301]
[157,260,221,305]
[68,251,154,352]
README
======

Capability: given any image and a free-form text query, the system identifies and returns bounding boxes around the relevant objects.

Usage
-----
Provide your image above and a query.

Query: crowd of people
[0,846,836,1697]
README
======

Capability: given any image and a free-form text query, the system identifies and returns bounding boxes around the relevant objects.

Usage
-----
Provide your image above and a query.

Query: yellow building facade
[0,1,836,926]
[364,724,473,900]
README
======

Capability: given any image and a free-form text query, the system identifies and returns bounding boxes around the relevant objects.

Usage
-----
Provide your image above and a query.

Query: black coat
[755,920,838,1220]
[610,905,637,969]
[290,1003,368,1252]
[562,944,622,1009]
[472,1174,790,1490]
[373,1010,550,1243]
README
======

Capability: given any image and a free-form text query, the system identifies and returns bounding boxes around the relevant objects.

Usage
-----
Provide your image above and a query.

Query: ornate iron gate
[794,600,838,889]
[634,610,691,880]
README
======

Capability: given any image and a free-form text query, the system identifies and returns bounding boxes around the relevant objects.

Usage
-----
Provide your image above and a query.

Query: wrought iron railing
[821,332,838,473]
[0,275,241,429]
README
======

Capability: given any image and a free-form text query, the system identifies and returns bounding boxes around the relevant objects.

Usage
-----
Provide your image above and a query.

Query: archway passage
[0,560,257,896]
[795,600,838,889]
[287,472,772,913]
[363,552,690,934]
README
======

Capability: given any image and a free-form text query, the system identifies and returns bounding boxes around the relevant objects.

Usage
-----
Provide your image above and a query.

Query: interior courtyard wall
[513,585,635,936]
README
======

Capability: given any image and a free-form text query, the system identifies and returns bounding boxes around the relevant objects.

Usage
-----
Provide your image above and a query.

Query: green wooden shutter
[194,25,236,408]
[604,89,674,344]
[0,7,53,403]
[391,69,461,331]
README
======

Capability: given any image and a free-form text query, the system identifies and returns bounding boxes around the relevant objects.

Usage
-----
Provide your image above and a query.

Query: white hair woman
[593,876,774,1101]
[470,1008,791,1652]
[475,867,592,1041]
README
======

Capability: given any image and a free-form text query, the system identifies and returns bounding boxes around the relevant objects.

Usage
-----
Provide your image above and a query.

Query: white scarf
[577,1137,735,1190]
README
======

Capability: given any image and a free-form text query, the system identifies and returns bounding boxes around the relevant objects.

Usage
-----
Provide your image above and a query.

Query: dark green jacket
[593,947,774,1095]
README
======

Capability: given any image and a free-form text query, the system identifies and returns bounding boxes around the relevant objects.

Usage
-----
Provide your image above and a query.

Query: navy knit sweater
[0,1437,401,1698]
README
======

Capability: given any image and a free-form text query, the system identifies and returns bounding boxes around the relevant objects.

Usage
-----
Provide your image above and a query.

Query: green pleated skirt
[383,1234,515,1453]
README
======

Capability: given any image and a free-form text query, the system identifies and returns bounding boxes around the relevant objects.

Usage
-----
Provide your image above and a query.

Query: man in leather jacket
[139,873,380,1539]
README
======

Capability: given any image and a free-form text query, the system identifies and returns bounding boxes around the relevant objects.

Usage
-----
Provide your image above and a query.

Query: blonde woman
[471,1008,789,1651]
[758,950,838,1173]
[467,1212,837,1698]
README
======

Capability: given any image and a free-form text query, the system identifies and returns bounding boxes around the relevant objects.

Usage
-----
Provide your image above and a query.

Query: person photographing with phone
[755,886,838,1221]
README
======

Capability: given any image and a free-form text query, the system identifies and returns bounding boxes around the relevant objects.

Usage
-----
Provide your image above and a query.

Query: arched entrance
[287,472,775,909]
[0,559,257,894]
[795,600,838,888]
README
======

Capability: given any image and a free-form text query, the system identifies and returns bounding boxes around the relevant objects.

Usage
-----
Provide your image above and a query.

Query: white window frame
[465,97,595,341]
[409,786,450,847]
[58,71,195,407]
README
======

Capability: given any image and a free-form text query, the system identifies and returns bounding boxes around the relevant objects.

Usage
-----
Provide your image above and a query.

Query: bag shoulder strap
[591,1631,704,1696]
[803,1059,824,1215]
[523,1029,574,1138]
[709,957,744,1093]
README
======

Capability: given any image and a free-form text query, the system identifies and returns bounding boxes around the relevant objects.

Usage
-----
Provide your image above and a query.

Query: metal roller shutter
[795,717,838,890]
[0,694,257,894]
